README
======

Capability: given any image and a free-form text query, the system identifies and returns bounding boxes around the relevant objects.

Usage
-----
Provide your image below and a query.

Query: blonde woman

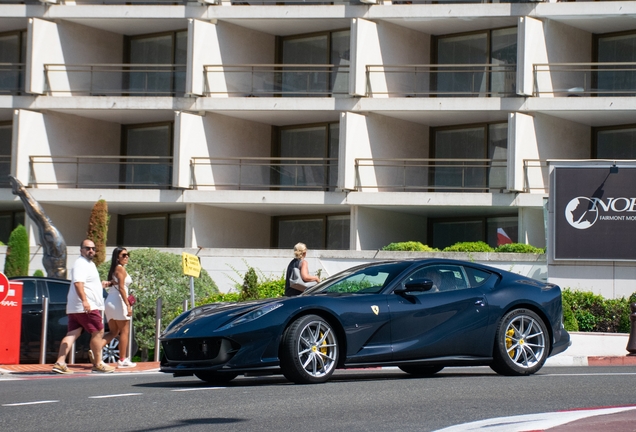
[103,247,136,367]
[285,243,320,297]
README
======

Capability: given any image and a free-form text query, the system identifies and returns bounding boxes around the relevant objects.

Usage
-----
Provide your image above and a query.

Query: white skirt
[104,288,130,321]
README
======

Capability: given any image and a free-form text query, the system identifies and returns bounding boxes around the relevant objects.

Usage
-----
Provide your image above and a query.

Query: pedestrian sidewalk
[545,331,636,366]
[0,361,160,375]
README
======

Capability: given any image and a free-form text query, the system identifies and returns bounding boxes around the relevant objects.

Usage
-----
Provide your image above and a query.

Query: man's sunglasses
[82,246,96,251]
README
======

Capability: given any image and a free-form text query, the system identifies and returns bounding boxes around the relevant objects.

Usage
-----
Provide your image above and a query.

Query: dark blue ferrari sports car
[159,259,570,384]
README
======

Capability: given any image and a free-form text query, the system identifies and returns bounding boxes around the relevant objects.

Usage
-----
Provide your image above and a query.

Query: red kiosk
[0,272,23,364]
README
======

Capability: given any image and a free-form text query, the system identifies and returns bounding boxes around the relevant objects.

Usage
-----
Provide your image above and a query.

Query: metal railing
[366,63,517,97]
[0,63,25,95]
[203,64,350,97]
[355,158,507,191]
[29,155,173,188]
[534,62,636,97]
[190,156,338,190]
[44,64,186,96]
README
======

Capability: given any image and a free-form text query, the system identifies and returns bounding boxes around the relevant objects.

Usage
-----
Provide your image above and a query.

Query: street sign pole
[190,276,195,311]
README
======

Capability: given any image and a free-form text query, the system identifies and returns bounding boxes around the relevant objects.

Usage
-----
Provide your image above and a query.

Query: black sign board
[553,165,636,261]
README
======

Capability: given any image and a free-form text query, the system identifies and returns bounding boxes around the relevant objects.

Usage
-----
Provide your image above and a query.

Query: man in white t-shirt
[52,239,115,374]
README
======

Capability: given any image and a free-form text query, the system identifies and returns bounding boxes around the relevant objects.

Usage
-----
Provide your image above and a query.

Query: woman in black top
[284,243,320,297]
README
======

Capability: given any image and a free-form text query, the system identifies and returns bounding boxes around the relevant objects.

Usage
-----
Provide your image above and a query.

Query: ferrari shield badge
[371,305,379,315]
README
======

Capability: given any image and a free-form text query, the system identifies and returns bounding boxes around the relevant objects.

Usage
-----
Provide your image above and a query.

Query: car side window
[20,279,41,304]
[47,281,70,303]
[463,266,495,288]
[403,265,469,293]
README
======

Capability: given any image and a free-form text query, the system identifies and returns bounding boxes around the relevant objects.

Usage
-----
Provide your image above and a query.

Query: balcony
[366,64,517,97]
[44,64,186,96]
[29,155,173,189]
[203,64,350,97]
[355,158,507,192]
[534,63,636,97]
[0,63,25,95]
[190,157,338,191]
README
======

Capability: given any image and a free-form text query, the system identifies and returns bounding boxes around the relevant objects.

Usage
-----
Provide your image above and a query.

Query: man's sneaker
[52,362,73,374]
[87,349,95,366]
[92,362,115,373]
[117,358,137,368]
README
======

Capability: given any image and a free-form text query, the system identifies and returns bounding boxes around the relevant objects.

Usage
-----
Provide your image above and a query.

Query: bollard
[182,299,188,313]
[39,296,49,364]
[154,297,162,362]
[627,303,636,356]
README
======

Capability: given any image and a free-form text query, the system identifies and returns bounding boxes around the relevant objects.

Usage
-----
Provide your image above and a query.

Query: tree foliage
[4,225,29,277]
[87,199,110,266]
[98,248,218,361]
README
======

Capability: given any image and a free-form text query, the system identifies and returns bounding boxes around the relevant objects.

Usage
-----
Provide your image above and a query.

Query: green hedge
[494,243,545,253]
[562,288,636,333]
[443,241,494,252]
[382,242,438,252]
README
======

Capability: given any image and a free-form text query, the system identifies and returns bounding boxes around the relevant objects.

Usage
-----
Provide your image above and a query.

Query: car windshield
[306,261,413,295]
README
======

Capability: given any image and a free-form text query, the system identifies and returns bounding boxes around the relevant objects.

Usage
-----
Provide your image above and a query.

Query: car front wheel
[491,309,550,376]
[280,314,339,384]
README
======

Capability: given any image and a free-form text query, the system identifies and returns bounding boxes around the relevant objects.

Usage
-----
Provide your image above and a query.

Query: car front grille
[162,337,237,363]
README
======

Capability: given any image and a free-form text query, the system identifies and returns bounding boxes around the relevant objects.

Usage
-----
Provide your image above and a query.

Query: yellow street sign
[182,252,201,278]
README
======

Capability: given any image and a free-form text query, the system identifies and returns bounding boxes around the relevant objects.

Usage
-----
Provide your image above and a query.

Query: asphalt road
[2,366,636,432]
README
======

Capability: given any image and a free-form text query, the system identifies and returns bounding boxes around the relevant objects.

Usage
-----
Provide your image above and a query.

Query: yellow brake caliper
[319,331,328,355]
[506,328,516,358]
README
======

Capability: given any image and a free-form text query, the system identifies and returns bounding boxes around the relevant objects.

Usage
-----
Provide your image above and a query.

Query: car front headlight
[216,302,283,331]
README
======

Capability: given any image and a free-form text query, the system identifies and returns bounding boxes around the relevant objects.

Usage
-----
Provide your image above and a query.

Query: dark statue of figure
[9,176,67,279]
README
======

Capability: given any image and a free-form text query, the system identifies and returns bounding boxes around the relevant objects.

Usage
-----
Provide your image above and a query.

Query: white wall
[176,112,272,189]
[352,18,430,97]
[188,204,270,249]
[354,206,428,250]
[28,18,123,95]
[510,112,590,192]
[14,110,120,187]
[518,207,546,248]
[195,20,275,97]
[548,262,636,299]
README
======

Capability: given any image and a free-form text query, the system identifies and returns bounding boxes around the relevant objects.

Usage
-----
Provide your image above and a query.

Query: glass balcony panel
[596,127,636,159]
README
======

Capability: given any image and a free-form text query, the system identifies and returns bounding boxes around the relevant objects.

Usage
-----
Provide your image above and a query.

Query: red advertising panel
[0,273,23,364]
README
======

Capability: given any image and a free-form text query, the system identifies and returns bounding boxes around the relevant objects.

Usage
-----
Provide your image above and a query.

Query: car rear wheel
[194,371,239,384]
[398,365,444,377]
[491,309,550,376]
[280,314,339,384]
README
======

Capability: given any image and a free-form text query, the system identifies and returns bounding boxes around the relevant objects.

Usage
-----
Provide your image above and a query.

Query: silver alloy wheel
[504,314,546,369]
[102,338,120,364]
[296,319,338,378]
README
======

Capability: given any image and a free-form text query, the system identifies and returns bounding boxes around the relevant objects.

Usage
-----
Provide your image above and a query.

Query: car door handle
[28,310,43,315]
[474,300,485,307]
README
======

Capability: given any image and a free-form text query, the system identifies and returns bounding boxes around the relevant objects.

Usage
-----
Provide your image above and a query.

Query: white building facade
[0,0,635,295]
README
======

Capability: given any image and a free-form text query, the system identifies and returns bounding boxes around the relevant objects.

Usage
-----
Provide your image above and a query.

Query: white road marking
[2,400,59,406]
[172,387,226,392]
[540,372,636,377]
[434,406,636,432]
[89,393,143,399]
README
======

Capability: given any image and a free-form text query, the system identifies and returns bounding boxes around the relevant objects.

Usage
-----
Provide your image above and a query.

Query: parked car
[15,276,137,364]
[160,258,570,384]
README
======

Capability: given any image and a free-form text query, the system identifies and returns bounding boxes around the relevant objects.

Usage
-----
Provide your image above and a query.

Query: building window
[0,211,25,244]
[279,30,350,96]
[126,30,187,96]
[274,214,349,250]
[122,122,173,188]
[274,123,339,191]
[595,31,636,96]
[429,215,517,250]
[431,122,507,191]
[118,212,185,247]
[593,124,636,159]
[0,30,26,95]
[0,122,11,187]
[433,27,517,96]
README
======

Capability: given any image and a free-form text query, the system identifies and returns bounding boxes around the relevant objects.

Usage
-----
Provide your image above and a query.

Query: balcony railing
[203,64,350,97]
[0,63,25,95]
[190,157,338,190]
[44,64,186,96]
[523,159,548,193]
[29,155,173,189]
[534,63,636,97]
[366,64,517,97]
[355,158,507,191]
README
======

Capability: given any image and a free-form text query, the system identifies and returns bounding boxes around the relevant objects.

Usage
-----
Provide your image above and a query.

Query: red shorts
[68,310,104,334]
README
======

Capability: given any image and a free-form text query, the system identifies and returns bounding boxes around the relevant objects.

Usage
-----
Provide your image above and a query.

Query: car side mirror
[394,278,434,296]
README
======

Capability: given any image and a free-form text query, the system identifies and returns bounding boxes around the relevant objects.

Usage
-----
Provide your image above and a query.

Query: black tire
[491,309,550,376]
[398,365,444,377]
[194,371,239,384]
[280,314,339,384]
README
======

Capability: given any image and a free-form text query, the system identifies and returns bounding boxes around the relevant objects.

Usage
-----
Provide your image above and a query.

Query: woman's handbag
[289,267,316,290]
[127,294,136,306]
